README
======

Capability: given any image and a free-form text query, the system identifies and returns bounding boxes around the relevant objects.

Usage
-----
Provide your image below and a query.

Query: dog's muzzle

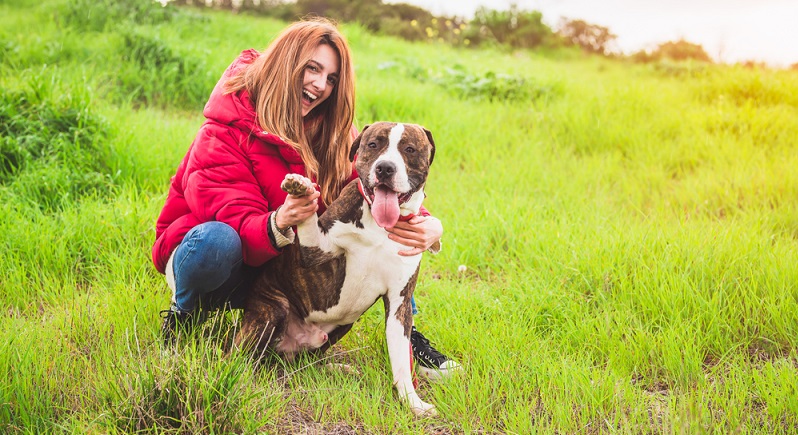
[375,161,396,183]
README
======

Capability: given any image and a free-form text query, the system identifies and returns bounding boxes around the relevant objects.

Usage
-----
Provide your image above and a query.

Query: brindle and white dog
[235,122,440,416]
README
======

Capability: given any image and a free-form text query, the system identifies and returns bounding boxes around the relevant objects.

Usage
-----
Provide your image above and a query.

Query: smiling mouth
[361,183,412,205]
[364,182,411,228]
[302,90,318,104]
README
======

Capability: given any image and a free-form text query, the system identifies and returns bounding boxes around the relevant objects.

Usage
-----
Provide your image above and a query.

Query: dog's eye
[404,146,416,154]
[368,142,377,149]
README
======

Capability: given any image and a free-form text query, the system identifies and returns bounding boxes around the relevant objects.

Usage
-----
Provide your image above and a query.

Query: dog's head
[349,122,435,228]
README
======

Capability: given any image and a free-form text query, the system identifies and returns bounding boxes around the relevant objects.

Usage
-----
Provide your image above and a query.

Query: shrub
[59,0,179,32]
[468,5,556,49]
[431,67,540,102]
[648,60,709,78]
[0,87,114,210]
[557,18,616,55]
[295,0,383,30]
[376,4,436,42]
[116,29,214,109]
[379,61,559,103]
[632,39,712,64]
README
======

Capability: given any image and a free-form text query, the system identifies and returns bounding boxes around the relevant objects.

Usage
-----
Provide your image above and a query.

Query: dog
[235,122,439,416]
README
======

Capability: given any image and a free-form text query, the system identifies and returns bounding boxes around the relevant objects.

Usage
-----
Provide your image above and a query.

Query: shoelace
[412,331,445,363]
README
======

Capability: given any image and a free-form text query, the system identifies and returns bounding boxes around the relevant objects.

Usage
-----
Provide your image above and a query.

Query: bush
[557,18,616,55]
[632,39,712,64]
[115,29,214,109]
[380,61,559,103]
[0,87,114,210]
[468,5,556,49]
[655,39,712,62]
[295,0,383,30]
[431,67,546,102]
[59,0,179,32]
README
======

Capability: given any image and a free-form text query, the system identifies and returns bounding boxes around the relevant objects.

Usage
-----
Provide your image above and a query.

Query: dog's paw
[325,363,362,376]
[281,174,314,197]
[403,391,437,417]
[411,403,437,418]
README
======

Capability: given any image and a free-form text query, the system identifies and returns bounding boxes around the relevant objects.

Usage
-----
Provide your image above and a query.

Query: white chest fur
[302,203,421,325]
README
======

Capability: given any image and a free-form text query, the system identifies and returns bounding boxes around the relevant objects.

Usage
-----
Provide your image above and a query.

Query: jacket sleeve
[182,123,281,267]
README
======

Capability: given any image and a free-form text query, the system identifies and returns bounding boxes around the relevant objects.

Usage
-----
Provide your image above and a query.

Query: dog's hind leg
[235,291,289,359]
[275,312,329,357]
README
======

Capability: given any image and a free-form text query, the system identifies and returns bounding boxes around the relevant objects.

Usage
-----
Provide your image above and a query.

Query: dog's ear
[423,127,435,166]
[349,124,370,162]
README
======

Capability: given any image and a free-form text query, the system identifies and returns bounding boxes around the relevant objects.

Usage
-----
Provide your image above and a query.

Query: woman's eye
[327,77,337,86]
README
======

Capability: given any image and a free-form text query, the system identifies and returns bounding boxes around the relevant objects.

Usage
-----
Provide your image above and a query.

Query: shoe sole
[417,361,462,381]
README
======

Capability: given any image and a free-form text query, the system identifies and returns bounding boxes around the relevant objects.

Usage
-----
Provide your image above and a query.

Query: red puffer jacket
[152,49,345,273]
[152,49,432,275]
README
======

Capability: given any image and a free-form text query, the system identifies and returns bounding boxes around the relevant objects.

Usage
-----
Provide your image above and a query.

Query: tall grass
[2,0,798,433]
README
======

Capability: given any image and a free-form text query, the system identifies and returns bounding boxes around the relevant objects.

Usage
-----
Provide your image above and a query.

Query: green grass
[2,0,798,433]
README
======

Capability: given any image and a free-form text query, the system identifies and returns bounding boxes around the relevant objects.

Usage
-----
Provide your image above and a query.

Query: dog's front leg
[295,212,343,268]
[281,174,340,267]
[383,292,436,417]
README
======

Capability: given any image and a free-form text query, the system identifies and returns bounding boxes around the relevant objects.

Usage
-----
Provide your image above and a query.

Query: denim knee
[172,221,243,311]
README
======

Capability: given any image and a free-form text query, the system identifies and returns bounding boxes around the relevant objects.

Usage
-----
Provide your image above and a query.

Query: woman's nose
[313,74,327,91]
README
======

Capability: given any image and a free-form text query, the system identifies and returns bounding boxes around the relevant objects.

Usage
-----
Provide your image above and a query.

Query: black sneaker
[159,307,195,346]
[410,326,461,380]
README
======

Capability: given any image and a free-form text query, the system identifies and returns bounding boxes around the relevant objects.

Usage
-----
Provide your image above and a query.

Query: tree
[295,0,383,30]
[557,18,616,55]
[377,2,435,41]
[384,2,433,23]
[653,39,712,62]
[470,5,554,49]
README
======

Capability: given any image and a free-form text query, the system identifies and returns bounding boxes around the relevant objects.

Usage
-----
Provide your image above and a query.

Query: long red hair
[224,18,355,205]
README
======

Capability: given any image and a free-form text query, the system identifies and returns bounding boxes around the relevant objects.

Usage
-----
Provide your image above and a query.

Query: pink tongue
[371,185,400,228]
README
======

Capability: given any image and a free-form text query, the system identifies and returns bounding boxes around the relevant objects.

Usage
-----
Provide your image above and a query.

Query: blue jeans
[171,221,252,312]
[170,221,419,314]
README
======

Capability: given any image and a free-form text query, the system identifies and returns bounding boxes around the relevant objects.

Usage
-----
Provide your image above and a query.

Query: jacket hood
[203,49,303,165]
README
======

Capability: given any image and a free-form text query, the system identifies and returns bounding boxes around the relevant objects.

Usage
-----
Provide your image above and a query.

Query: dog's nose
[375,161,396,180]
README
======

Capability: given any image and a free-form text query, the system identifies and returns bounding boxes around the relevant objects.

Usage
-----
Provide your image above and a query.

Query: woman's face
[301,43,340,117]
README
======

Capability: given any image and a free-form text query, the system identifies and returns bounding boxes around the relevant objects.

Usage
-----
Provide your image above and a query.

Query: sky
[387,0,798,67]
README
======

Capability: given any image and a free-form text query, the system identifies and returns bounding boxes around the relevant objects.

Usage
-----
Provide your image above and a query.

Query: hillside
[2,0,798,433]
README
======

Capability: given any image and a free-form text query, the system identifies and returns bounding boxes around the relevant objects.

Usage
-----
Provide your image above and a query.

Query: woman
[152,18,458,377]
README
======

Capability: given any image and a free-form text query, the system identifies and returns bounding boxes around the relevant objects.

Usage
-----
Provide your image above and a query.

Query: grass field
[2,0,798,433]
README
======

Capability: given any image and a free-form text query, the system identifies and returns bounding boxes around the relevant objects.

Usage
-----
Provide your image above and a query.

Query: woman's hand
[385,215,443,256]
[275,190,320,230]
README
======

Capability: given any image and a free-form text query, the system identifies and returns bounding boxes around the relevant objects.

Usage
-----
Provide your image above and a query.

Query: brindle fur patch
[239,239,348,354]
[386,265,419,339]
[235,283,290,353]
[298,245,339,269]
[318,181,363,233]
[397,124,434,197]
